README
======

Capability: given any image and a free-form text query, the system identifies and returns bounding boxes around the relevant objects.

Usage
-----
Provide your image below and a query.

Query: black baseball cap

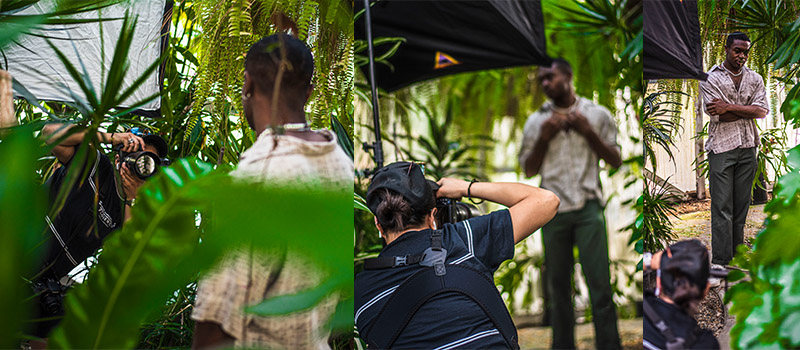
[366,162,438,215]
[142,134,168,158]
[660,239,710,294]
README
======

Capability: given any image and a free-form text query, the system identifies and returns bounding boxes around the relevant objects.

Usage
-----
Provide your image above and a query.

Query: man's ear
[305,84,314,103]
[243,71,254,97]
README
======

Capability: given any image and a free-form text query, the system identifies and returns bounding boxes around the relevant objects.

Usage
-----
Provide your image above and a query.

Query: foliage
[0,0,120,51]
[137,284,196,349]
[754,125,791,191]
[1,141,352,348]
[642,177,679,252]
[389,102,490,180]
[1,1,354,347]
[0,125,48,348]
[725,143,800,349]
[642,90,686,172]
[188,0,354,166]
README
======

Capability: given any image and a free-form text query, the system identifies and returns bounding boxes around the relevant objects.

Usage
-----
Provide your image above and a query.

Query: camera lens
[134,154,157,177]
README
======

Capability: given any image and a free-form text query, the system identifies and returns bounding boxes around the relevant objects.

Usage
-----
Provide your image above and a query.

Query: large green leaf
[0,126,48,348]
[48,156,352,348]
[48,158,214,349]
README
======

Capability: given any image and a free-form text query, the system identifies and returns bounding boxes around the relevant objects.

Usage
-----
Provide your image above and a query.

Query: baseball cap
[660,239,710,294]
[366,162,438,215]
[142,134,168,158]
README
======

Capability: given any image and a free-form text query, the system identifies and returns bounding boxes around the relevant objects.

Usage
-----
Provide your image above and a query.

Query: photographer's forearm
[469,182,560,243]
[42,123,113,146]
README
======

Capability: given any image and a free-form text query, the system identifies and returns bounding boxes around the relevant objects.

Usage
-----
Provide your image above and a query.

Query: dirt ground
[670,200,766,350]
[517,318,643,349]
[671,200,766,250]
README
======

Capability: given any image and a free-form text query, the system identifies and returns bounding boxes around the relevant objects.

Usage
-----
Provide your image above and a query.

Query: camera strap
[364,265,519,349]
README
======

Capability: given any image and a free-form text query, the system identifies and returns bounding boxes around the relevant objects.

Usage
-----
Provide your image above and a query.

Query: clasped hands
[540,110,592,141]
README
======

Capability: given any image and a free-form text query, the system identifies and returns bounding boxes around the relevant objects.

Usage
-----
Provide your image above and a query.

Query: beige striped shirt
[699,65,769,154]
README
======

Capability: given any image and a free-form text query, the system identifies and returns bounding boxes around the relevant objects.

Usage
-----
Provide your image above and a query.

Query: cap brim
[143,135,168,158]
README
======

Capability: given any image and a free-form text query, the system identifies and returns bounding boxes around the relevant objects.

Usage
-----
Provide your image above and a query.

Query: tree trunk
[0,70,14,129]
[695,91,706,200]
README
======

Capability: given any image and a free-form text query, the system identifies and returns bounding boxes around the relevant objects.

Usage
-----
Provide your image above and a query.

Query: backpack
[361,230,520,349]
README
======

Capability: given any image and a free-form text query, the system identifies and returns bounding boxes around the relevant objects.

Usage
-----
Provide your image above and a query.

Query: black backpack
[361,230,520,349]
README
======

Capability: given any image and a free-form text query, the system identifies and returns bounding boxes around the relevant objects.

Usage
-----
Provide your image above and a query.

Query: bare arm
[41,123,145,164]
[707,99,767,122]
[436,178,560,244]
[524,138,550,177]
[522,114,565,177]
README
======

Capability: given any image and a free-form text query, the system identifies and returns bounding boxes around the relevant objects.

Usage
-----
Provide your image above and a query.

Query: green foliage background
[355,0,643,319]
[0,0,354,348]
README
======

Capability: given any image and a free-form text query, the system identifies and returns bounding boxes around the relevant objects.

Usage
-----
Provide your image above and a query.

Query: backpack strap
[643,298,685,350]
[364,265,519,349]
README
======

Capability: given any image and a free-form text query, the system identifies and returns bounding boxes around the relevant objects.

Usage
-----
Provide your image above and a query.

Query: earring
[378,230,382,238]
[242,92,252,100]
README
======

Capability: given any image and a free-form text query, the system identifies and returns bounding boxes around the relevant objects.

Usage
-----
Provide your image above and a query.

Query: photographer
[355,162,559,349]
[26,123,167,346]
[643,239,720,350]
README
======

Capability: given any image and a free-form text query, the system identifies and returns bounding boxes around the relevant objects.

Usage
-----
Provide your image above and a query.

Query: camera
[31,277,66,315]
[435,197,481,226]
[115,144,168,179]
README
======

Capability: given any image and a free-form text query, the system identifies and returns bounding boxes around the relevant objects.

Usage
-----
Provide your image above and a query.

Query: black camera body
[435,197,481,227]
[31,277,66,315]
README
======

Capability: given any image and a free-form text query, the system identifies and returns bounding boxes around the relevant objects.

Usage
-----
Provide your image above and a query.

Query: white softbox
[4,0,167,113]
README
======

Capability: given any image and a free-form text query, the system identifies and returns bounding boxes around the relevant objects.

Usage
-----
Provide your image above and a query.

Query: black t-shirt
[41,149,123,279]
[643,294,719,350]
[355,210,515,349]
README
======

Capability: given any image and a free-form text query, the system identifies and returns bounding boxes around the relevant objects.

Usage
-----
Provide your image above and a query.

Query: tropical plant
[390,102,490,181]
[1,1,355,347]
[642,177,679,252]
[0,0,120,51]
[642,90,687,172]
[186,0,354,166]
[725,142,800,349]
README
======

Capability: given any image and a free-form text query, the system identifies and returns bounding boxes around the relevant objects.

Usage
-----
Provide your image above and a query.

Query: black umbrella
[357,0,550,169]
[643,0,707,81]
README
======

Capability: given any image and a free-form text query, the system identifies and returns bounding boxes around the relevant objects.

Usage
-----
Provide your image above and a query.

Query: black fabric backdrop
[355,0,550,92]
[643,0,707,80]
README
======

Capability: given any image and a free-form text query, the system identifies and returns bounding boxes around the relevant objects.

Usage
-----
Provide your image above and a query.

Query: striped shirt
[699,65,769,154]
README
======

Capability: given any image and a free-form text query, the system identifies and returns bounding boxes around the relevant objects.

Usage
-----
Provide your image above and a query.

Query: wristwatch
[643,252,652,270]
[125,198,136,207]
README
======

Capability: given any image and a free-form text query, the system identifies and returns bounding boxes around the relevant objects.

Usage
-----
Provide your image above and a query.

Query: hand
[112,133,145,152]
[565,111,592,136]
[435,178,469,199]
[540,112,568,141]
[706,98,730,115]
[120,163,145,200]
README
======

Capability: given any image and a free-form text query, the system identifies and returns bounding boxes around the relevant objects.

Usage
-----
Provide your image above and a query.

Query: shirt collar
[710,63,751,75]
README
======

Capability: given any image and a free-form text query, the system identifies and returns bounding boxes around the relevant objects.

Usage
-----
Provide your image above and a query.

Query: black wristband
[467,179,484,204]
